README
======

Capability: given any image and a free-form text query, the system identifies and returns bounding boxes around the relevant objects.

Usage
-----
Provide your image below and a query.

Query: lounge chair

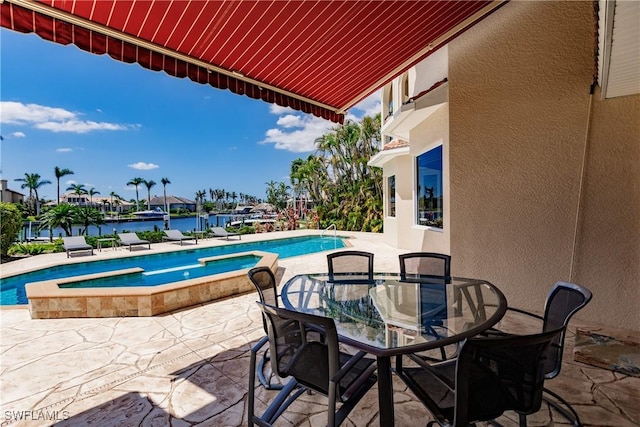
[162,229,197,246]
[62,236,94,258]
[117,232,151,251]
[210,226,241,240]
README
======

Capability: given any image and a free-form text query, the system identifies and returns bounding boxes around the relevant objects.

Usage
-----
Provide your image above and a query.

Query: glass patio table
[281,272,507,426]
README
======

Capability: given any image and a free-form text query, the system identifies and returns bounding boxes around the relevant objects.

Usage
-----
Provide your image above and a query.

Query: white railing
[321,224,337,238]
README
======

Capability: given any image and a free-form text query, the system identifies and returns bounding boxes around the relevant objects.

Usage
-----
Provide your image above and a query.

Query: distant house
[58,193,133,213]
[0,179,25,204]
[149,195,196,213]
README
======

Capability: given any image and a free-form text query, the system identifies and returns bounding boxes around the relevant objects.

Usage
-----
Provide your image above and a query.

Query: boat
[226,218,276,228]
[132,207,168,218]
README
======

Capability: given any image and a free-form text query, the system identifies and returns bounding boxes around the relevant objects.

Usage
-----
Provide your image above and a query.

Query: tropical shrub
[288,115,384,233]
[0,202,23,257]
[8,243,46,256]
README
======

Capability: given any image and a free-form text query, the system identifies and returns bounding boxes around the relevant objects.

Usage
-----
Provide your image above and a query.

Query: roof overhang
[382,82,449,141]
[369,145,410,168]
[0,0,505,123]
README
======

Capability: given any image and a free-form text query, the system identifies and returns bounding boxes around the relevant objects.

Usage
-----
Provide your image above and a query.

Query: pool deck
[1,231,638,426]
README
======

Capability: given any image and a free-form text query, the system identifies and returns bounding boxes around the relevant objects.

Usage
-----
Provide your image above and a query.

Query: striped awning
[1,0,503,123]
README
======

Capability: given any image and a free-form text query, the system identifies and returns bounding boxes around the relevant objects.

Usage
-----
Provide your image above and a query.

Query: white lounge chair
[210,227,241,240]
[118,233,151,251]
[62,236,94,258]
[162,229,197,245]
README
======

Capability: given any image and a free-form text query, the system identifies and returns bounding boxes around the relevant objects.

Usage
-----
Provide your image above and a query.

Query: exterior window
[383,83,393,119]
[416,145,443,228]
[402,74,409,103]
[387,175,396,217]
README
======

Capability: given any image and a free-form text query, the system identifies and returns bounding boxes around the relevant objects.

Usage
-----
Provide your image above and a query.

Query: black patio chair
[327,250,374,282]
[485,281,593,426]
[399,252,451,280]
[397,252,452,364]
[247,267,283,391]
[251,302,377,427]
[397,327,565,427]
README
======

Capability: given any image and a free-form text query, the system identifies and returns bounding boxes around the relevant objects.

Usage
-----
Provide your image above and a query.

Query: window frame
[414,144,444,230]
[387,175,396,218]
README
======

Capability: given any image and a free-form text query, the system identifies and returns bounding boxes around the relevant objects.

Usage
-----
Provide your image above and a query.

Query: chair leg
[518,413,528,427]
[257,350,283,390]
[543,387,582,426]
[249,337,270,427]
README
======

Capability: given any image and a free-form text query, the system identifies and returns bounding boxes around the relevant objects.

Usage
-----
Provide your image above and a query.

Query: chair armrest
[406,353,456,390]
[331,351,370,384]
[507,306,544,321]
[251,335,270,353]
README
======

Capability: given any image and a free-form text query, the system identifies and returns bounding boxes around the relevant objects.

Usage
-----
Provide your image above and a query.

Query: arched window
[402,73,410,103]
[383,83,394,118]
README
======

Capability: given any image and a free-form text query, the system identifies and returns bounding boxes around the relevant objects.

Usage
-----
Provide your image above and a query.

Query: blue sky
[0,29,380,203]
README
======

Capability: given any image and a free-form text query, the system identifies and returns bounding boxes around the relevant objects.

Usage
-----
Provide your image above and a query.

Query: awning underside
[1,0,501,123]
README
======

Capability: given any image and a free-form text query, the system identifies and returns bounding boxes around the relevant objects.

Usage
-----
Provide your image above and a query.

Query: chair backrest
[541,281,592,378]
[327,250,374,282]
[257,302,340,395]
[212,227,228,235]
[453,327,564,426]
[118,233,138,242]
[399,252,451,279]
[248,267,279,307]
[165,229,183,238]
[62,236,86,246]
[248,267,279,333]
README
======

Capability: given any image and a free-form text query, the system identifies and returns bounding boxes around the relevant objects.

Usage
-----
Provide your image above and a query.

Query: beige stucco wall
[408,104,450,254]
[448,1,639,330]
[573,86,640,329]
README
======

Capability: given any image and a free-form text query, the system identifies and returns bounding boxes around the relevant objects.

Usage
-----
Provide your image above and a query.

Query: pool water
[59,255,261,289]
[0,236,345,305]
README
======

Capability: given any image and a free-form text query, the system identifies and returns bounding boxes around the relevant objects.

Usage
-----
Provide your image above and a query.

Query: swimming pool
[0,235,346,305]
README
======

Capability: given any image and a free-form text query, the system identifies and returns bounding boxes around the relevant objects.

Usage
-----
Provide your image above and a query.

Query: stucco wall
[408,104,450,253]
[573,87,640,329]
[447,1,638,326]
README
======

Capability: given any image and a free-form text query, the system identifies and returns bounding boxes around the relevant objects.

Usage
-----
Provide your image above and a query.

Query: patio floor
[1,231,638,426]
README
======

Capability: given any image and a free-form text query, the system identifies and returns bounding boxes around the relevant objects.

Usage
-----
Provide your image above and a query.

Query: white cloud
[128,161,159,170]
[261,113,334,153]
[36,120,128,133]
[65,179,77,185]
[11,131,26,138]
[269,105,295,115]
[0,101,135,134]
[276,114,302,128]
[56,148,73,153]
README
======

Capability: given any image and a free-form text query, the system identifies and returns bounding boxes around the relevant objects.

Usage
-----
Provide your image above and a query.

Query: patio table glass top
[281,272,508,356]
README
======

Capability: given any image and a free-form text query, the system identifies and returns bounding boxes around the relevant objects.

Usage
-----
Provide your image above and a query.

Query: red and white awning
[1,0,503,123]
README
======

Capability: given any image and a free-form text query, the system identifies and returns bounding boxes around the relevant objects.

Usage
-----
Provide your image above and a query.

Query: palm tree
[66,183,88,204]
[54,167,74,205]
[144,179,156,210]
[88,187,100,208]
[38,203,78,236]
[161,178,171,214]
[109,191,121,214]
[76,206,104,235]
[126,177,144,211]
[15,173,51,216]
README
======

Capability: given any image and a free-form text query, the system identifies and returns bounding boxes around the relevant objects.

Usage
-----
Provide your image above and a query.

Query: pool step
[142,264,202,276]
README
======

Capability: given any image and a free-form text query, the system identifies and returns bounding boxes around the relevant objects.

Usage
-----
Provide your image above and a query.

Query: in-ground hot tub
[25,251,277,319]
